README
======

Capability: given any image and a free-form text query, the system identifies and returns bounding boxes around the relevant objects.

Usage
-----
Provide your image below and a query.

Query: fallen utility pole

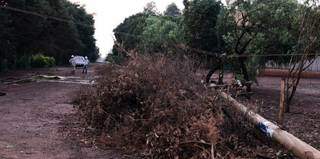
[217,90,320,159]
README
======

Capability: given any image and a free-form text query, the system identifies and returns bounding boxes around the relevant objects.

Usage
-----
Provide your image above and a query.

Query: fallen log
[217,90,320,159]
[34,75,64,80]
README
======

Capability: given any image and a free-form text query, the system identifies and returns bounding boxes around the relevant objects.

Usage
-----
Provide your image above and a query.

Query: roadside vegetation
[0,0,99,71]
[77,0,320,157]
[2,0,318,158]
[108,0,320,109]
[16,54,55,69]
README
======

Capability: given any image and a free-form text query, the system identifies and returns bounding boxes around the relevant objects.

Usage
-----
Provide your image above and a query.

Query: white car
[69,55,89,67]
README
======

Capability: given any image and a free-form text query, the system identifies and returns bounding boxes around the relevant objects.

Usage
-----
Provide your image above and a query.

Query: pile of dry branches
[75,54,276,158]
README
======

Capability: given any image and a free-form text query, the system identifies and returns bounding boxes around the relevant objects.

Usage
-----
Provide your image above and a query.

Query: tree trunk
[218,65,224,85]
[285,62,304,113]
[239,57,251,92]
[206,66,218,84]
[206,60,224,84]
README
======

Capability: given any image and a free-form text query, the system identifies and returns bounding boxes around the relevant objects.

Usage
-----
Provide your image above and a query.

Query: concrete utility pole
[215,89,320,159]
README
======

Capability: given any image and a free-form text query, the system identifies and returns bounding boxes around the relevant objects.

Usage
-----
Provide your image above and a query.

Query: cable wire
[2,4,320,59]
[0,5,93,28]
[113,31,320,58]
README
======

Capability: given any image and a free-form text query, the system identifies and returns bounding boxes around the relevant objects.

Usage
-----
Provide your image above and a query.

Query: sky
[68,0,186,58]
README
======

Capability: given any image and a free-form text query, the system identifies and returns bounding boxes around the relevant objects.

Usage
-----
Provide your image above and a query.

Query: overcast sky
[68,0,188,58]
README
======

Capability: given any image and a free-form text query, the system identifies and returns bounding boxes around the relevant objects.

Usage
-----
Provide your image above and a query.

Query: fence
[265,57,320,72]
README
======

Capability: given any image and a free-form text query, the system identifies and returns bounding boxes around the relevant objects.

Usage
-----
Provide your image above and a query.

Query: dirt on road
[0,66,121,159]
[1,66,319,159]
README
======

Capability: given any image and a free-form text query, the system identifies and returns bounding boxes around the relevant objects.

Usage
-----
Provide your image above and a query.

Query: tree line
[0,0,99,71]
[108,0,320,91]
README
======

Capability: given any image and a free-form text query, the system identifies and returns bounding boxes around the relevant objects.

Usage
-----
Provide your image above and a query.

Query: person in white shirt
[82,56,89,74]
[69,55,90,74]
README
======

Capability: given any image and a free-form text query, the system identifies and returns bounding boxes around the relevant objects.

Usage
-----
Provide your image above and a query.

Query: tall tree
[284,0,320,112]
[183,0,224,84]
[0,0,98,69]
[141,16,184,54]
[0,0,14,71]
[108,13,148,63]
[219,0,301,91]
[113,13,148,51]
[143,1,159,15]
[65,1,99,61]
[183,0,222,52]
[164,3,181,17]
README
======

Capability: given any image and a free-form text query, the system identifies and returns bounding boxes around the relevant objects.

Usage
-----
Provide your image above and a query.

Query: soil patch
[0,65,121,159]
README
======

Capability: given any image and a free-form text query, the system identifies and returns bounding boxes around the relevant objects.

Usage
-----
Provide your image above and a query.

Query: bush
[30,54,56,68]
[46,56,56,67]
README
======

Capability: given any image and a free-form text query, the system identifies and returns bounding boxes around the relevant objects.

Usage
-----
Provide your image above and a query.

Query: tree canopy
[183,0,223,52]
[141,16,184,54]
[164,3,181,17]
[0,0,98,71]
[108,0,320,90]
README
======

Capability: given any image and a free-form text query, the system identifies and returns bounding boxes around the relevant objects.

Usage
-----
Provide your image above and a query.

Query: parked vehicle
[69,55,89,67]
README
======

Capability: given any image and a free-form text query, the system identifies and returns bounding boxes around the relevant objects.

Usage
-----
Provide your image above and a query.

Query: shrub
[30,54,56,68]
[46,56,56,67]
